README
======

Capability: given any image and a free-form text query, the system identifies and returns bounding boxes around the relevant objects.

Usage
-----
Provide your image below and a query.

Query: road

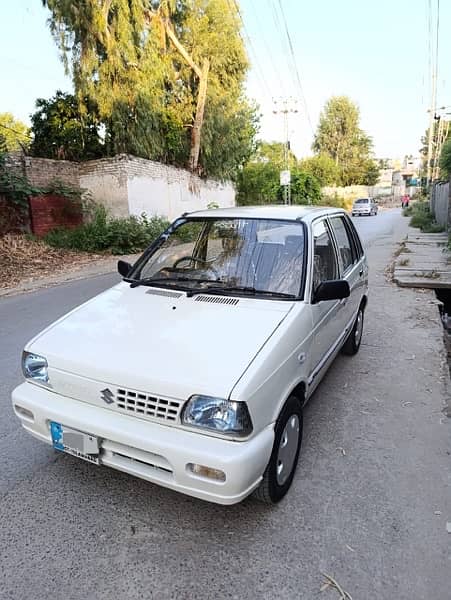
[1,209,449,599]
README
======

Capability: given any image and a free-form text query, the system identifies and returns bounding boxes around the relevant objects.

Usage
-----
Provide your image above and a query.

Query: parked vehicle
[13,206,368,505]
[351,197,378,216]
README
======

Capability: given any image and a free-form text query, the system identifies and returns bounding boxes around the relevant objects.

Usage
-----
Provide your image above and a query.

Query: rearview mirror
[118,260,132,278]
[313,280,350,303]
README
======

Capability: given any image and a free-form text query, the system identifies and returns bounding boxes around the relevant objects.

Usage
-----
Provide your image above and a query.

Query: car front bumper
[12,382,274,505]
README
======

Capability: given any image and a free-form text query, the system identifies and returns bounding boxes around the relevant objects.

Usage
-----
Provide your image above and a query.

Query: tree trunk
[189,58,210,173]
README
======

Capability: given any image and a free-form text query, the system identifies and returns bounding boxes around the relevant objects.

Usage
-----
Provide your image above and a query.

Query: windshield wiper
[185,285,296,299]
[127,276,216,289]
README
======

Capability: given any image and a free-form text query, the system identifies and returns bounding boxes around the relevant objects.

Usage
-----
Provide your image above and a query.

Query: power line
[275,0,313,134]
[247,0,286,95]
[229,0,272,99]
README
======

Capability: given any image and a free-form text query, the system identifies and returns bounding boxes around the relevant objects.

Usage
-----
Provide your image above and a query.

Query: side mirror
[118,260,132,278]
[313,279,350,303]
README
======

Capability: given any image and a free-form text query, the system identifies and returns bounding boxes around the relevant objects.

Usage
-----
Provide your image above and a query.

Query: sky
[0,0,449,160]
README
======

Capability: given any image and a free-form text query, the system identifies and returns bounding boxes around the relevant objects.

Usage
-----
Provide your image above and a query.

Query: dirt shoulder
[0,234,139,298]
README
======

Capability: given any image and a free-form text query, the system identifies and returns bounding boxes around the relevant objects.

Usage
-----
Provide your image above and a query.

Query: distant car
[352,198,378,216]
[13,206,368,505]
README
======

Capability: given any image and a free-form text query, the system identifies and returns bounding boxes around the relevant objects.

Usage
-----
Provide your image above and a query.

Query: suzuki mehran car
[351,197,378,216]
[13,206,368,505]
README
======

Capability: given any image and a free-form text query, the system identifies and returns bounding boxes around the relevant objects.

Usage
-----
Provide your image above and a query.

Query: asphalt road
[1,209,449,599]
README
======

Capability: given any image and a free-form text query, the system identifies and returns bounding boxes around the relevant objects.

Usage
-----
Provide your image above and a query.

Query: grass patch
[408,201,444,233]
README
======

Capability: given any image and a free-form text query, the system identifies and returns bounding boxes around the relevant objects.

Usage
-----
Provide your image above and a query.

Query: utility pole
[432,108,450,180]
[273,97,298,205]
[426,0,440,188]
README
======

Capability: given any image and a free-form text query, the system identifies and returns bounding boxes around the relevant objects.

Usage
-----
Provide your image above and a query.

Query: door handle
[359,269,364,277]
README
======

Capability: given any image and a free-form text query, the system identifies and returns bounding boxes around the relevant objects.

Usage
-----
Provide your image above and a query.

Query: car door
[308,218,344,389]
[328,214,365,334]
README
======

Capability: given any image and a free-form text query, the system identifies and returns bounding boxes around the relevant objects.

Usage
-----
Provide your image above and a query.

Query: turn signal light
[187,463,226,482]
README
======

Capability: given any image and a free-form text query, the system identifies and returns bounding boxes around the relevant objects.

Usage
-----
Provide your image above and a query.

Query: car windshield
[130,217,306,297]
[355,198,369,204]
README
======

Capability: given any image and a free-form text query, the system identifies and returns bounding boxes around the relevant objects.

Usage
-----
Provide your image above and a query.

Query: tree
[42,0,257,179]
[30,92,104,161]
[312,96,374,185]
[254,141,298,170]
[0,113,30,152]
[361,159,380,186]
[439,139,451,179]
[236,162,280,205]
[290,171,321,205]
[236,144,322,206]
[299,154,340,186]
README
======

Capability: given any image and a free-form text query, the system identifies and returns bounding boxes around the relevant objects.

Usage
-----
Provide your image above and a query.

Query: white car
[13,206,368,505]
[351,197,378,216]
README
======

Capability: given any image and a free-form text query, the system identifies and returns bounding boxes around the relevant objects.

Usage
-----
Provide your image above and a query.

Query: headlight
[182,395,252,436]
[22,351,49,383]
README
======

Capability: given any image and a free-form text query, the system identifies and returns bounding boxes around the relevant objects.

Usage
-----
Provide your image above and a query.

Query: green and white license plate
[50,421,100,465]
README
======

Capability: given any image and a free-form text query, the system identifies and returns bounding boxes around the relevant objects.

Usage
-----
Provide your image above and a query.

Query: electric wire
[275,0,313,133]
[228,0,273,99]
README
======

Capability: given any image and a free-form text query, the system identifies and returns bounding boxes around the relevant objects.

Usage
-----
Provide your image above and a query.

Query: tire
[253,396,303,504]
[342,305,364,355]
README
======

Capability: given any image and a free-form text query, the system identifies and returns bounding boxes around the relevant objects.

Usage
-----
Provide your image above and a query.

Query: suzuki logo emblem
[101,388,114,404]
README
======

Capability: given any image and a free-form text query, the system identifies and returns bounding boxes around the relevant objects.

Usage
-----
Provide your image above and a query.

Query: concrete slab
[394,228,451,289]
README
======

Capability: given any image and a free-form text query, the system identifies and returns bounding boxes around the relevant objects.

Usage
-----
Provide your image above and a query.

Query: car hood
[28,283,293,400]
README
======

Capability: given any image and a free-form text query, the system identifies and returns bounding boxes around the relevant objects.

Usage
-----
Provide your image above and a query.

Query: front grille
[115,388,183,422]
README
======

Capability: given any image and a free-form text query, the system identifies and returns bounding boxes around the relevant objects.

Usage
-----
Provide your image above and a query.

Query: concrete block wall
[23,157,79,188]
[124,155,235,220]
[4,152,235,224]
[79,155,129,218]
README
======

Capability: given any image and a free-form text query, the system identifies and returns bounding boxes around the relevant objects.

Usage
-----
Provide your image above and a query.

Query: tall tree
[42,0,257,178]
[0,113,30,152]
[30,91,104,160]
[313,96,375,186]
[299,154,340,186]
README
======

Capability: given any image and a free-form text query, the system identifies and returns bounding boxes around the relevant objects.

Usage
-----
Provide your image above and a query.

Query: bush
[44,205,170,254]
[322,193,353,211]
[408,201,444,233]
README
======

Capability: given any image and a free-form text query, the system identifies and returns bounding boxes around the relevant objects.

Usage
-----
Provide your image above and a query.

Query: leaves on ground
[0,234,104,289]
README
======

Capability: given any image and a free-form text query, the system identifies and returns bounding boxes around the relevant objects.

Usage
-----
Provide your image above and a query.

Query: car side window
[344,216,364,259]
[329,216,355,272]
[312,220,339,292]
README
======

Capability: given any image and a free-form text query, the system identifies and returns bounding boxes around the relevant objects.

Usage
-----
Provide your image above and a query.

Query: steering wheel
[172,255,220,278]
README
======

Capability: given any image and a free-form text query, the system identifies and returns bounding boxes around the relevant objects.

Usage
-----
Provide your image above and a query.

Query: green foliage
[408,201,444,233]
[42,0,258,179]
[312,96,376,186]
[439,138,451,179]
[299,154,340,186]
[44,205,170,254]
[290,171,321,205]
[236,162,280,205]
[361,159,380,186]
[30,91,104,161]
[0,153,38,209]
[0,113,30,152]
[255,141,298,170]
[236,158,321,206]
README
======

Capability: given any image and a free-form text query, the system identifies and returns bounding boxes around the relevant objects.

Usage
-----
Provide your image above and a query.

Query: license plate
[50,422,100,465]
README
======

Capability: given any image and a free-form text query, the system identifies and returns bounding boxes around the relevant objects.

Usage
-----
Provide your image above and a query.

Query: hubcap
[276,415,300,486]
[354,310,363,345]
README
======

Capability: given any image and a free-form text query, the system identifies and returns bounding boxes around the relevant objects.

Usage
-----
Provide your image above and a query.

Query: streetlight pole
[273,97,298,205]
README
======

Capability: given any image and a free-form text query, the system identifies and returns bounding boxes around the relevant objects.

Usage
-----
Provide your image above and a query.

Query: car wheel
[342,306,364,355]
[253,395,303,504]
